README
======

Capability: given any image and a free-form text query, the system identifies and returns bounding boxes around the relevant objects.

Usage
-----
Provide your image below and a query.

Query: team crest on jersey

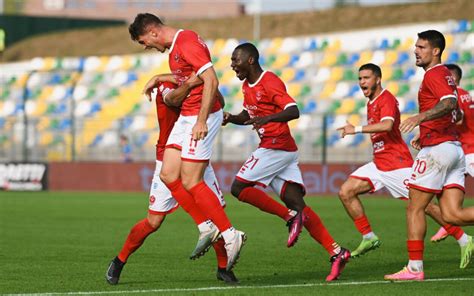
[149,195,156,205]
[256,91,262,101]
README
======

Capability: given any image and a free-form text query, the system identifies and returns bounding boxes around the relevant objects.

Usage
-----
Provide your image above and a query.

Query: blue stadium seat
[289,54,300,67]
[126,72,138,84]
[293,69,306,82]
[347,53,360,65]
[55,103,67,114]
[402,68,416,80]
[59,119,71,130]
[455,19,469,33]
[403,100,417,113]
[348,84,360,97]
[396,52,409,66]
[121,116,134,129]
[219,85,229,97]
[135,133,149,148]
[90,134,103,147]
[446,51,459,63]
[87,102,102,116]
[378,39,389,50]
[302,100,317,114]
[350,133,365,147]
[305,39,317,51]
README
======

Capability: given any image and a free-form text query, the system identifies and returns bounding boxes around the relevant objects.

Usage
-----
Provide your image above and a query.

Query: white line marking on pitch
[5,277,474,296]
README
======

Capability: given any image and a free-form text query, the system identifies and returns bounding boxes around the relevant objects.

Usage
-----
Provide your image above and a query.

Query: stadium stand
[0,20,472,162]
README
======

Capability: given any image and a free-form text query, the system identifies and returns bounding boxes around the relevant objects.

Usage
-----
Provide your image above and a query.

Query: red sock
[303,206,339,256]
[407,240,424,260]
[443,224,464,240]
[165,178,207,225]
[238,187,292,221]
[354,215,372,235]
[212,237,227,269]
[118,219,157,263]
[190,181,232,232]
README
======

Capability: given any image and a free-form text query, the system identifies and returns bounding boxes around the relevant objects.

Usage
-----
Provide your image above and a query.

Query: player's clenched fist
[337,120,356,138]
[222,112,232,126]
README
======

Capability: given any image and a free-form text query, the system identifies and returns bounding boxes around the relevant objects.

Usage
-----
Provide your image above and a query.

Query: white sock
[408,260,423,272]
[221,227,236,243]
[197,220,213,232]
[457,233,469,247]
[363,232,376,240]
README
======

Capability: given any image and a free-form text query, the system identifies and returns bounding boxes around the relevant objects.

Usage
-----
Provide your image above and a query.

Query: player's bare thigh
[159,148,182,184]
[339,177,373,200]
[181,160,208,190]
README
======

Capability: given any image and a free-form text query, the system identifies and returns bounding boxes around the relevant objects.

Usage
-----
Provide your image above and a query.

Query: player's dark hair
[445,64,462,81]
[129,13,164,41]
[235,42,260,62]
[359,63,382,79]
[417,30,446,57]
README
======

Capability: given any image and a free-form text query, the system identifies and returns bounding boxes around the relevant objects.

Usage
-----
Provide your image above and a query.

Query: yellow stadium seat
[326,39,341,52]
[347,114,361,125]
[32,100,48,117]
[329,67,344,81]
[321,53,338,67]
[358,51,373,66]
[336,99,356,114]
[220,70,236,84]
[384,67,393,80]
[383,50,398,66]
[271,53,290,69]
[39,86,54,100]
[386,81,399,95]
[287,83,302,98]
[320,82,336,99]
[445,34,453,48]
[211,39,227,55]
[280,68,296,81]
[400,37,414,51]
[97,56,110,72]
[214,54,231,71]
[42,58,56,71]
[39,132,54,146]
[266,38,283,55]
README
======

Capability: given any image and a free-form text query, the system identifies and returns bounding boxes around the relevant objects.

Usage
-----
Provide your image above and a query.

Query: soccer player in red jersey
[385,30,474,281]
[224,43,350,282]
[106,77,239,285]
[337,63,472,267]
[128,13,246,271]
[430,64,474,246]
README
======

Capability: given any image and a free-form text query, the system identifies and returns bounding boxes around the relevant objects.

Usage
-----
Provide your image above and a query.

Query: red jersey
[457,87,474,154]
[154,81,180,161]
[367,89,413,171]
[168,30,222,116]
[242,71,298,152]
[418,64,459,147]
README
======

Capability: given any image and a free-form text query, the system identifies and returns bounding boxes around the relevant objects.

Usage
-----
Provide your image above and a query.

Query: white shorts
[350,162,410,199]
[409,141,465,194]
[148,160,225,214]
[466,153,474,177]
[166,109,223,161]
[236,147,305,197]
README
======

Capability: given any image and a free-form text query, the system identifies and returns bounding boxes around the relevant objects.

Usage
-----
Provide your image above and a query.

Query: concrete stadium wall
[49,162,474,197]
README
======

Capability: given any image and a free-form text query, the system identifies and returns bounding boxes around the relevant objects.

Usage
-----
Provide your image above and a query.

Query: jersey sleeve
[265,74,296,109]
[158,81,177,101]
[379,94,397,121]
[179,31,213,76]
[425,69,458,102]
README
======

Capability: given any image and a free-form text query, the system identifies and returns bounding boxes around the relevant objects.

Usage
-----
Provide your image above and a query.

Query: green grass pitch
[1,191,473,295]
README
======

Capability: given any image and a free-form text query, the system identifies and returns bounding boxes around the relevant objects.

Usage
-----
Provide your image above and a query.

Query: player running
[129,13,246,271]
[106,76,239,285]
[337,63,472,268]
[431,64,474,243]
[385,30,474,281]
[224,42,350,282]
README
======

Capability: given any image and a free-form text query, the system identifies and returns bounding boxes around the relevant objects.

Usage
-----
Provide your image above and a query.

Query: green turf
[0,191,473,295]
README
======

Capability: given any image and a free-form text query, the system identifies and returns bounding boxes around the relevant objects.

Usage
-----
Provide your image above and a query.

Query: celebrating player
[337,63,472,268]
[385,30,474,281]
[224,42,350,282]
[106,76,239,285]
[430,64,474,242]
[128,13,246,271]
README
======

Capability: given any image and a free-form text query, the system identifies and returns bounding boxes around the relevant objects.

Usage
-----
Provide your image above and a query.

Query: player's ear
[433,47,440,57]
[248,56,254,65]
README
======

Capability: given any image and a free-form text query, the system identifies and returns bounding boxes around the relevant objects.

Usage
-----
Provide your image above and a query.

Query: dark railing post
[322,113,328,165]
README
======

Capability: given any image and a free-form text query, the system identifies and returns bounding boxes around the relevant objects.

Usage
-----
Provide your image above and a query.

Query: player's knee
[147,214,165,229]
[338,187,353,203]
[231,181,245,198]
[159,170,174,185]
[441,210,463,225]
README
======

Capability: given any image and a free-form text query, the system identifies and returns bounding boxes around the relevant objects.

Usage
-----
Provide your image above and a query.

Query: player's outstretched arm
[142,73,177,101]
[400,96,457,133]
[223,110,250,126]
[164,74,203,107]
[244,105,299,130]
[337,119,393,138]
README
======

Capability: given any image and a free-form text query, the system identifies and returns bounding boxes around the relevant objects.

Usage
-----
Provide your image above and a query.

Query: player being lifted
[128,13,246,271]
[337,63,472,268]
[430,63,474,243]
[223,42,350,282]
[385,30,474,281]
[106,76,239,285]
